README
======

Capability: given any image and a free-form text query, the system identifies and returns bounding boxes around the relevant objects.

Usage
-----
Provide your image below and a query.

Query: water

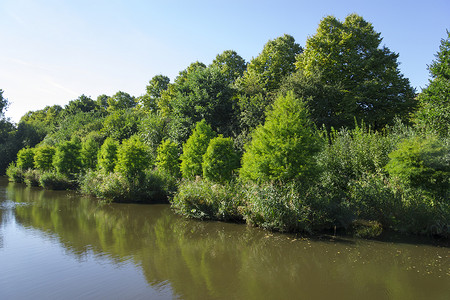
[0,177,448,299]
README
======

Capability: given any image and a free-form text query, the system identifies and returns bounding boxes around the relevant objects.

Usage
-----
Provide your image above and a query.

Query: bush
[16,147,35,170]
[240,182,314,233]
[171,178,243,222]
[385,135,449,197]
[24,169,41,187]
[202,136,239,183]
[39,171,74,190]
[6,163,24,183]
[34,145,56,171]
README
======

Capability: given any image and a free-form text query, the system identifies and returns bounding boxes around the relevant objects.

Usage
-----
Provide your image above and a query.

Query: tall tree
[414,31,450,136]
[295,14,415,129]
[211,50,247,84]
[107,91,136,112]
[235,34,302,130]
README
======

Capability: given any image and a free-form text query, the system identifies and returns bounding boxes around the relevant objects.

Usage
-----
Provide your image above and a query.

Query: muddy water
[0,177,448,299]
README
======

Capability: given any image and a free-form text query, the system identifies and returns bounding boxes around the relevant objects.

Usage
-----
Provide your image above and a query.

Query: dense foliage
[2,15,448,239]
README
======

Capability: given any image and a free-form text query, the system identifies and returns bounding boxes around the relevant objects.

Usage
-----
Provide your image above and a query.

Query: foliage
[106,91,136,112]
[211,50,247,84]
[23,169,41,187]
[63,94,99,116]
[385,135,449,197]
[241,182,315,233]
[295,14,415,129]
[39,171,74,190]
[414,31,450,136]
[180,120,216,179]
[156,139,181,178]
[115,135,151,179]
[81,136,100,170]
[202,136,239,183]
[102,109,142,141]
[6,163,24,183]
[98,137,119,173]
[52,139,82,176]
[34,145,56,171]
[171,178,244,221]
[240,92,322,183]
[16,147,35,170]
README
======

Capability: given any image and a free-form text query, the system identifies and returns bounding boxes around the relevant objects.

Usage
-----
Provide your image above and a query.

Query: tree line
[1,14,448,238]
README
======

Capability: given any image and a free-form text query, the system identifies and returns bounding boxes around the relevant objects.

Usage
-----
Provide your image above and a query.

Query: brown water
[0,177,448,300]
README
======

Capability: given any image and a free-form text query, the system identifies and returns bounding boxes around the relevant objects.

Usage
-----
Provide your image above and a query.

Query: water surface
[0,177,448,299]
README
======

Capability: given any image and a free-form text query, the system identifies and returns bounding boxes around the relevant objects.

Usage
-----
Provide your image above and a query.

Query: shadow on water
[1,176,449,300]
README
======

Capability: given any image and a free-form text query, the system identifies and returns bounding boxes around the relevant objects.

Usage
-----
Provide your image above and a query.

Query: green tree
[156,139,181,178]
[115,135,151,178]
[211,50,247,84]
[34,145,56,171]
[63,95,98,116]
[295,14,415,129]
[236,34,302,131]
[240,92,322,183]
[98,137,119,173]
[81,136,100,170]
[102,109,142,141]
[53,139,82,176]
[107,91,136,112]
[16,147,35,170]
[180,120,216,179]
[0,89,9,117]
[140,75,171,112]
[414,31,450,136]
[202,136,239,183]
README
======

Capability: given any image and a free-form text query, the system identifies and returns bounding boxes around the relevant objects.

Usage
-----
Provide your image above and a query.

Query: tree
[235,34,302,131]
[414,31,450,136]
[16,147,35,170]
[53,139,82,176]
[211,50,247,84]
[295,14,415,129]
[63,95,98,116]
[0,89,9,117]
[156,139,181,178]
[140,75,171,112]
[240,92,322,183]
[202,136,239,183]
[107,91,136,112]
[102,109,142,141]
[98,137,119,173]
[180,120,216,179]
[34,145,56,171]
[115,135,151,178]
[81,136,100,170]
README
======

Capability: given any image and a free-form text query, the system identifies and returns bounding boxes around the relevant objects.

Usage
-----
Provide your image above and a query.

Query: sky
[1,0,449,123]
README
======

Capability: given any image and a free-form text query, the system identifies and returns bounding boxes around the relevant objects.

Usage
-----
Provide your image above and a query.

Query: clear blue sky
[1,0,449,123]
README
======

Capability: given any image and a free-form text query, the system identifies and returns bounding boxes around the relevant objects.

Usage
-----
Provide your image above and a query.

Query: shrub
[16,147,35,170]
[24,169,41,187]
[98,137,119,173]
[156,139,181,178]
[385,135,449,197]
[39,171,74,190]
[202,136,239,183]
[180,120,216,179]
[6,163,24,183]
[240,182,314,233]
[34,145,56,171]
[172,179,243,221]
